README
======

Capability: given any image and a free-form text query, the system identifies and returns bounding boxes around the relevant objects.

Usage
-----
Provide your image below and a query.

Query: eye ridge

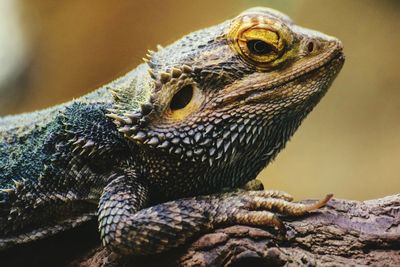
[170,84,193,111]
[247,39,274,55]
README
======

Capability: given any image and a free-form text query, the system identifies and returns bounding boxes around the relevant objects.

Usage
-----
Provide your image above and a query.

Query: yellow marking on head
[227,13,295,70]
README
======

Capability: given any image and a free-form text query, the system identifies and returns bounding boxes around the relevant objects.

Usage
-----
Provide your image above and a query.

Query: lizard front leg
[99,177,332,255]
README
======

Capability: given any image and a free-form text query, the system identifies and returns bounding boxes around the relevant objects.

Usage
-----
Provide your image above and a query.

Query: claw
[270,213,285,231]
[305,193,333,212]
[248,193,333,217]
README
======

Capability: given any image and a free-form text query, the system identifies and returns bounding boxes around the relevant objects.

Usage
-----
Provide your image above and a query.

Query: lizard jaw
[245,49,345,103]
[217,39,344,106]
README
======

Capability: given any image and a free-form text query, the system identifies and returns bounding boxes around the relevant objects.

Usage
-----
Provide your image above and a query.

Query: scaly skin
[0,7,344,254]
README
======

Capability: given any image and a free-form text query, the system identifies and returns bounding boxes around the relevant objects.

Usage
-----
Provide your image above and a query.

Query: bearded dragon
[0,7,344,255]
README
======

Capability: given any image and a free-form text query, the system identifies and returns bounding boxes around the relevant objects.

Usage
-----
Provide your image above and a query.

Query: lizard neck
[137,114,303,202]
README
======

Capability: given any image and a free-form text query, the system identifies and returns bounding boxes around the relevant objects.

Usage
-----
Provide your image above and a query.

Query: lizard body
[0,7,344,255]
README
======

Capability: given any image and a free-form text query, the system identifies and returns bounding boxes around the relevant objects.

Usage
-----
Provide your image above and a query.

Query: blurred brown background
[0,0,399,200]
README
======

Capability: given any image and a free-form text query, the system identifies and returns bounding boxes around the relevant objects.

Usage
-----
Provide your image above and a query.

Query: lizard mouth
[248,50,344,101]
[219,42,344,104]
[269,43,345,91]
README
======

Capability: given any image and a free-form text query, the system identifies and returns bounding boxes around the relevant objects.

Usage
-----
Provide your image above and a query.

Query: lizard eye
[228,23,286,68]
[239,28,283,64]
[246,39,275,55]
[170,85,193,110]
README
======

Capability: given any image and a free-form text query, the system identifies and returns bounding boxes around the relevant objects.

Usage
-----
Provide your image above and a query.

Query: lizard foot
[215,191,333,232]
[99,178,332,255]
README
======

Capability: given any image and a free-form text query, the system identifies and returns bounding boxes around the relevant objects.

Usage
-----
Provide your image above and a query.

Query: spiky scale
[105,113,125,123]
[231,132,239,143]
[147,137,159,146]
[82,140,95,148]
[194,132,202,142]
[132,131,147,142]
[215,151,223,160]
[214,118,222,124]
[216,139,223,149]
[13,180,23,190]
[73,138,85,146]
[110,90,121,100]
[88,149,97,157]
[199,138,212,146]
[246,134,253,145]
[121,117,132,125]
[182,65,192,73]
[118,126,131,133]
[1,188,15,195]
[171,137,180,145]
[222,131,230,139]
[182,137,191,145]
[171,68,182,78]
[223,142,231,153]
[194,148,204,155]
[209,147,216,157]
[160,72,171,83]
[157,141,170,149]
[205,125,213,135]
[148,69,156,79]
[130,125,139,132]
[208,158,213,167]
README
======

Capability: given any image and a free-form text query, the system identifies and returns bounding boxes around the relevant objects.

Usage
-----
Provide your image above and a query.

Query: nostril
[307,41,315,53]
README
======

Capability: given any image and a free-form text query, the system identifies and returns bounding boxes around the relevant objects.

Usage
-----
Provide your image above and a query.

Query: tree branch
[76,194,400,267]
[2,195,399,267]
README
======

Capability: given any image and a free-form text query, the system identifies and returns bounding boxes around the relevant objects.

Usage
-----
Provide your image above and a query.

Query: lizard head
[107,7,344,184]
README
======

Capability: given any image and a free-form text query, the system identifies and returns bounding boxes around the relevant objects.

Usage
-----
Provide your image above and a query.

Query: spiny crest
[155,64,193,88]
[105,69,154,134]
[120,109,268,168]
[106,45,194,145]
[118,63,194,145]
[105,46,162,139]
[60,103,127,160]
[142,45,163,76]
[67,137,97,157]
[145,44,193,92]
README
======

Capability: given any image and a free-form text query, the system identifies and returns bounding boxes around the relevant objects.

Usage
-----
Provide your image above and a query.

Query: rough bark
[2,195,399,267]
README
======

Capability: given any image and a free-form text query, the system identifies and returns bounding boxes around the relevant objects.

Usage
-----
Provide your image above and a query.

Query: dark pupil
[247,39,273,55]
[170,85,193,110]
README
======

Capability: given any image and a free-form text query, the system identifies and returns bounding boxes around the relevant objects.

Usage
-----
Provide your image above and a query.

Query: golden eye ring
[228,21,286,69]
